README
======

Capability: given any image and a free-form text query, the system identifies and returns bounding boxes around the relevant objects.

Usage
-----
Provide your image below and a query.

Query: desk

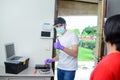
[0,66,54,80]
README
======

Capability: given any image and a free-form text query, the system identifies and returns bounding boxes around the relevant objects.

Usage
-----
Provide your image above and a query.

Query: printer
[4,43,29,74]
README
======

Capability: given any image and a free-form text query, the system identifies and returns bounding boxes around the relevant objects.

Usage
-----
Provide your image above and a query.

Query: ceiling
[59,0,99,3]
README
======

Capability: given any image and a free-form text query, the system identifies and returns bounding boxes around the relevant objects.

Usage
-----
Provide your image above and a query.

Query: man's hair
[54,17,66,25]
[104,14,120,51]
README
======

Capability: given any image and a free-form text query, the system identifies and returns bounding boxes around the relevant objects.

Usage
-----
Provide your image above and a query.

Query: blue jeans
[57,68,76,80]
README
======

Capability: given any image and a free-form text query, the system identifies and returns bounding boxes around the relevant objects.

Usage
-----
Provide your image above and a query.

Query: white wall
[0,0,55,67]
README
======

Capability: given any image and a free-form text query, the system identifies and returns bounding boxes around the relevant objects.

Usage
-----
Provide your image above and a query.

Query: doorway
[54,0,100,80]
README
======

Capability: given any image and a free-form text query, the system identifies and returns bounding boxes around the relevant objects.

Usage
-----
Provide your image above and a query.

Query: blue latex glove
[45,58,54,64]
[54,39,64,50]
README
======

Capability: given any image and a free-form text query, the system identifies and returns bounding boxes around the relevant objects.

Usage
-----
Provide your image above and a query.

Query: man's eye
[56,26,60,28]
[55,24,63,28]
[56,26,59,28]
[60,24,63,26]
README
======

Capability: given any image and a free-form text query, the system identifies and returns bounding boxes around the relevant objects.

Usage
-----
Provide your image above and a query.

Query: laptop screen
[5,43,15,60]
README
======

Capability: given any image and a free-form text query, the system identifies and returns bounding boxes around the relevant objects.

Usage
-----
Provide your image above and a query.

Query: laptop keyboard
[11,57,21,60]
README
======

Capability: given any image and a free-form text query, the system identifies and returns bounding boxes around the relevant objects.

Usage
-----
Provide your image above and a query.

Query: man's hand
[45,58,54,64]
[54,39,64,50]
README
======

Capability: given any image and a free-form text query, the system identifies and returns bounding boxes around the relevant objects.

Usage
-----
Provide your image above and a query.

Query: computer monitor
[5,43,15,60]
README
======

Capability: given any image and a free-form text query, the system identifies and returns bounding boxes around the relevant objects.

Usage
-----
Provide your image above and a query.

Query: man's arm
[53,54,59,61]
[63,44,78,57]
[54,39,79,57]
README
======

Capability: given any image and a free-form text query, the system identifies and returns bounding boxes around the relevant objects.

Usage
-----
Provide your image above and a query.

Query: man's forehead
[55,23,65,27]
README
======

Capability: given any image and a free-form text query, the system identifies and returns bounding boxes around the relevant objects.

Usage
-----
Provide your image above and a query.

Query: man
[90,14,120,80]
[45,17,79,80]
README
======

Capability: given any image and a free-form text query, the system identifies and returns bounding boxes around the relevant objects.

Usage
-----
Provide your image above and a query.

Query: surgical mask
[56,26,65,35]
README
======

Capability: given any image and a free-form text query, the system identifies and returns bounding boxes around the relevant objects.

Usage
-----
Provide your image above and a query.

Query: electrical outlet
[45,46,50,51]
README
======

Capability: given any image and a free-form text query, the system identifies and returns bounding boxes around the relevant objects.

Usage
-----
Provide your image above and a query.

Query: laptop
[5,43,22,61]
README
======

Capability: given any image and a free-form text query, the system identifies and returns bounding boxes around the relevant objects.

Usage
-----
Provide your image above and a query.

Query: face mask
[56,26,65,35]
